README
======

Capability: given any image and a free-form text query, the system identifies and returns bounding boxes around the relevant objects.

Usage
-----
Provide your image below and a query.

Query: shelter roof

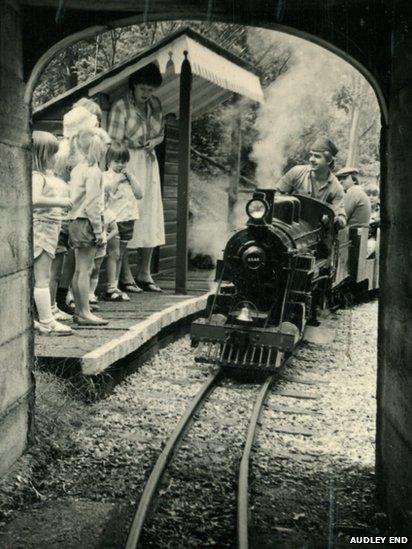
[34,27,264,120]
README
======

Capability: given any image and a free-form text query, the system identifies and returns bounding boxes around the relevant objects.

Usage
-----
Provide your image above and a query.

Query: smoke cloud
[248,29,354,187]
[188,172,230,263]
[188,29,374,261]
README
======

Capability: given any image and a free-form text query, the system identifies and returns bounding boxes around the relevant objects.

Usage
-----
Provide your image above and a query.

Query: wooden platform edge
[81,293,210,376]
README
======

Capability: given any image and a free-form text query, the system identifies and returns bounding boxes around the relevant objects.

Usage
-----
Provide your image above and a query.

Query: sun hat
[63,106,98,138]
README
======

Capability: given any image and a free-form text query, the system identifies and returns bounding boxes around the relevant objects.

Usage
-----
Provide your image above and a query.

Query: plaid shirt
[107,92,164,150]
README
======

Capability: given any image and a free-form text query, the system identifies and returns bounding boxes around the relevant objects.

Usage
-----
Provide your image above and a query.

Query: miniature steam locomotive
[191,189,379,377]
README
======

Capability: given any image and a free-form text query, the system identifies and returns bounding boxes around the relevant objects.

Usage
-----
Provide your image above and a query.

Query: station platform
[35,270,212,377]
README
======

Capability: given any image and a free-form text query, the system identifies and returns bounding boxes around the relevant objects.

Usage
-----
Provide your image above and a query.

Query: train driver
[335,167,371,227]
[274,136,347,229]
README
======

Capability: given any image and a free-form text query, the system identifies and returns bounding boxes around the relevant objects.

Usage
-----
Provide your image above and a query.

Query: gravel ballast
[0,300,379,548]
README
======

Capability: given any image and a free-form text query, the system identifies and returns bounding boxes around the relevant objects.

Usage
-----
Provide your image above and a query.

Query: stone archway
[1,0,411,536]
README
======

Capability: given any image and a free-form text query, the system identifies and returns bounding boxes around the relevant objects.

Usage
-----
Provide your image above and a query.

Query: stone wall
[0,0,34,476]
[376,1,412,534]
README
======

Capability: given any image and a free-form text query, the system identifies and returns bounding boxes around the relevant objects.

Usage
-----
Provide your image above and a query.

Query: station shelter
[32,27,264,293]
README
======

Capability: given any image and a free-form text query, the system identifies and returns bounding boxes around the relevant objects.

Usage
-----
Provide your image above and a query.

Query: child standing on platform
[68,129,109,326]
[102,141,142,301]
[32,131,73,335]
[48,152,72,322]
[89,205,119,302]
[54,105,99,314]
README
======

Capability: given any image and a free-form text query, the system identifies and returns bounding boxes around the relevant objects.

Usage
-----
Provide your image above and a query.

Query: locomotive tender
[191,188,379,376]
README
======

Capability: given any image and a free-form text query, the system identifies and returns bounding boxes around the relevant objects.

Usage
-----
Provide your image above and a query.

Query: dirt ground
[0,300,383,548]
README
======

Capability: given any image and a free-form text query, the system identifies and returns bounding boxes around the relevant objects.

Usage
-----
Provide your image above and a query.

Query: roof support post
[175,51,192,294]
[228,110,242,231]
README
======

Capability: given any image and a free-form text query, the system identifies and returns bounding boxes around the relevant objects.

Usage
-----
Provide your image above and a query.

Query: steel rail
[124,370,222,549]
[237,374,275,549]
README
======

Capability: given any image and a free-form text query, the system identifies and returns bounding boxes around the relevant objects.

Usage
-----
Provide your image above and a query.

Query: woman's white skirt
[127,148,165,249]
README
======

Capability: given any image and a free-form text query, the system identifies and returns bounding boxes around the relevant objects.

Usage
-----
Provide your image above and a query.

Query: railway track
[237,374,275,549]
[123,362,284,549]
[122,343,326,549]
[124,370,223,549]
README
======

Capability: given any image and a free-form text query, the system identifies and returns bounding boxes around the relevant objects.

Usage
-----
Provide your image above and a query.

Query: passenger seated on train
[364,185,380,257]
[366,185,380,223]
[274,136,347,229]
[335,167,371,227]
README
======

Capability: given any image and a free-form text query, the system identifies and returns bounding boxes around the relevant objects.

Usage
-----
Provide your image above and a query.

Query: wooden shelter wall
[0,0,34,476]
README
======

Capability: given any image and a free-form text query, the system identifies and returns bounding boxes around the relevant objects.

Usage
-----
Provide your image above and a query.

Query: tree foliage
[33,21,380,185]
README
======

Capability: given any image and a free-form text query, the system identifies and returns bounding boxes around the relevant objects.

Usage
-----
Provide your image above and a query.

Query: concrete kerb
[81,293,210,375]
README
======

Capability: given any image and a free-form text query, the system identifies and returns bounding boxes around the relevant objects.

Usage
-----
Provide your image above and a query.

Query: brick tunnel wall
[0,0,34,476]
[376,2,412,534]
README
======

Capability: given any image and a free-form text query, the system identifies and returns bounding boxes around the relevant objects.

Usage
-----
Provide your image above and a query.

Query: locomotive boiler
[191,189,351,376]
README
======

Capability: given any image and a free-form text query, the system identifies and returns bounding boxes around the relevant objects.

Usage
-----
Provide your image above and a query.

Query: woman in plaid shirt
[108,63,165,293]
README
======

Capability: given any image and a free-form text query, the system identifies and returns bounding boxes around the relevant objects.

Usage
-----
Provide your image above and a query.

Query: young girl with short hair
[68,129,109,326]
[32,130,73,335]
[102,140,143,300]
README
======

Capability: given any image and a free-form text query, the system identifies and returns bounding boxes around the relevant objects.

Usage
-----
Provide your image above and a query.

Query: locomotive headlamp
[320,214,331,226]
[246,198,268,220]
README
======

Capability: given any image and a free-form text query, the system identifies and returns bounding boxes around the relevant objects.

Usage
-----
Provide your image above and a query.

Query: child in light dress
[32,131,73,335]
[102,141,143,301]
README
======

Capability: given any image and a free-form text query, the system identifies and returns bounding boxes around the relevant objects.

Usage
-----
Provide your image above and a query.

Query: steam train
[191,189,379,377]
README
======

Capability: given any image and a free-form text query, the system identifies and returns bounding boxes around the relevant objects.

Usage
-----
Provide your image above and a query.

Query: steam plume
[248,29,355,187]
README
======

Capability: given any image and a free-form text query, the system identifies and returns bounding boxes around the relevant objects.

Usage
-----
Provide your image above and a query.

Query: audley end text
[349,537,409,544]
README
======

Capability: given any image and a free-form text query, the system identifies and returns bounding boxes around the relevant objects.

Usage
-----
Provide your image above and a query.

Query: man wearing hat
[274,136,347,228]
[335,167,371,227]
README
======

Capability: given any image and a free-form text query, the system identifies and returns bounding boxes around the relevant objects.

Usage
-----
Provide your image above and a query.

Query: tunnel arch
[2,0,411,535]
[24,16,388,124]
[20,4,405,533]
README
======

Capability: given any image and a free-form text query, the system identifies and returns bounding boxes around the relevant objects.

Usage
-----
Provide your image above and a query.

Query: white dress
[127,147,165,248]
[107,93,165,249]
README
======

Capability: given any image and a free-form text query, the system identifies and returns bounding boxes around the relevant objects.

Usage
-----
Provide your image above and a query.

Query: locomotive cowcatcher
[190,188,377,377]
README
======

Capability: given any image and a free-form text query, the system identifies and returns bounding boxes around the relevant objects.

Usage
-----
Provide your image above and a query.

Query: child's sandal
[101,290,124,302]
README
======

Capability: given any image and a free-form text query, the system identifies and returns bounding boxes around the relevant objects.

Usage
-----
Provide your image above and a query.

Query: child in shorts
[101,141,142,301]
[68,128,109,326]
[54,105,99,314]
[32,131,73,335]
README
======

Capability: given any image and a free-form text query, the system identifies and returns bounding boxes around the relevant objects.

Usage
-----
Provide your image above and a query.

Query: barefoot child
[32,131,73,335]
[102,141,142,301]
[68,129,109,326]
